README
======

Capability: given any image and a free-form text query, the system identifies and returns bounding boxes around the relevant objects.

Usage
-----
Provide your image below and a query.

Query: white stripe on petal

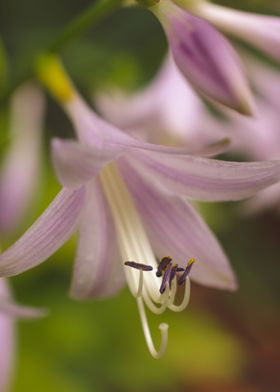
[0,187,86,277]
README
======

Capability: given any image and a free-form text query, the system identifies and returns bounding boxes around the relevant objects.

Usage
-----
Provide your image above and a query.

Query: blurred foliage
[0,39,8,92]
[0,0,280,391]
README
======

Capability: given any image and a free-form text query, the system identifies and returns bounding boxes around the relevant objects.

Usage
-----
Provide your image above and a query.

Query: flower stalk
[48,0,123,53]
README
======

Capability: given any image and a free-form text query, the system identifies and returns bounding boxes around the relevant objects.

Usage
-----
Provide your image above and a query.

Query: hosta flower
[144,0,254,113]
[2,56,280,357]
[0,278,46,392]
[0,83,44,235]
[96,55,221,147]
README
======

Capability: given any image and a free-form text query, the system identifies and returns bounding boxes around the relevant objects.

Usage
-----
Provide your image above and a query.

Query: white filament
[167,278,177,306]
[169,277,191,312]
[142,286,170,315]
[135,270,144,298]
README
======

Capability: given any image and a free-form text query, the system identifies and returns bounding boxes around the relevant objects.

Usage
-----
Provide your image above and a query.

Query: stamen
[136,270,144,298]
[168,265,176,288]
[169,264,181,286]
[169,277,191,312]
[136,297,169,359]
[156,256,172,277]
[124,261,153,271]
[124,262,153,298]
[178,258,196,286]
[167,277,177,306]
[159,262,173,294]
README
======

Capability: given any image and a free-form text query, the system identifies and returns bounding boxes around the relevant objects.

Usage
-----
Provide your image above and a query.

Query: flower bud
[190,0,280,63]
[152,0,254,114]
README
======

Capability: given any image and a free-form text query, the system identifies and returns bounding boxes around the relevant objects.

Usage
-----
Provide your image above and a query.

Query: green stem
[48,0,123,52]
[0,0,123,103]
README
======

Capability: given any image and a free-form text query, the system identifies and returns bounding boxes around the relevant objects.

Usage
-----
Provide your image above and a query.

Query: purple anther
[156,256,172,277]
[178,258,195,285]
[169,264,179,286]
[124,261,153,271]
[159,262,173,294]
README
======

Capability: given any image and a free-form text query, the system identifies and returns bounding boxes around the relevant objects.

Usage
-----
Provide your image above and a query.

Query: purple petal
[95,81,163,133]
[96,55,208,142]
[183,137,231,157]
[0,279,14,392]
[128,151,280,202]
[196,2,280,62]
[0,187,86,277]
[154,1,253,113]
[51,138,122,188]
[125,137,230,157]
[67,93,207,154]
[52,132,230,190]
[244,182,280,215]
[0,83,44,234]
[0,299,47,319]
[65,92,231,158]
[126,137,231,157]
[65,95,146,147]
[243,56,280,113]
[119,161,237,290]
[70,181,125,299]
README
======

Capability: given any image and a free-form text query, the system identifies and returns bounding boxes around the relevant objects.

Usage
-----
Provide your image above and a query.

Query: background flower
[0,83,44,235]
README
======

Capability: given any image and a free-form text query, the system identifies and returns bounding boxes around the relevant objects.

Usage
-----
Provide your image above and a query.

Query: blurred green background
[1,0,280,391]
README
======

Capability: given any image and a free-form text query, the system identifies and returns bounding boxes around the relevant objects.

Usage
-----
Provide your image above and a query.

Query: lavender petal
[119,159,238,290]
[0,187,86,277]
[70,181,125,299]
